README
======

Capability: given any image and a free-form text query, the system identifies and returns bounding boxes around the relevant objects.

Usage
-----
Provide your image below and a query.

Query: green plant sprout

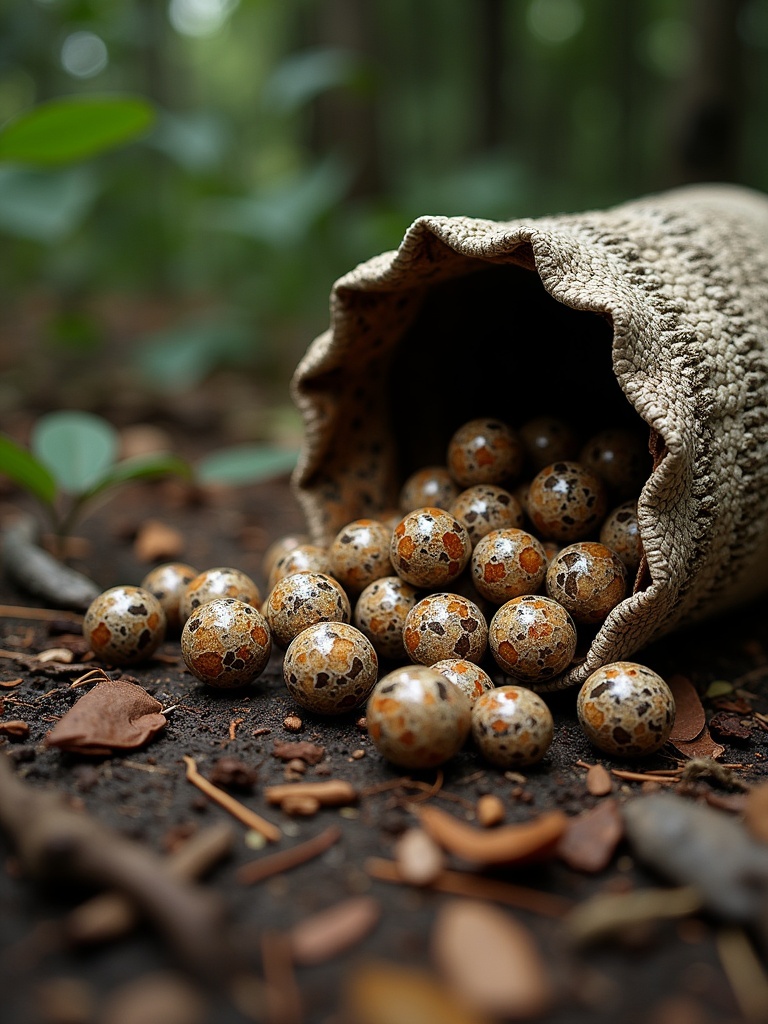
[0,410,191,556]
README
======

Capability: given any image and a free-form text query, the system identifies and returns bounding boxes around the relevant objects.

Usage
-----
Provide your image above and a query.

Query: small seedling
[0,410,191,556]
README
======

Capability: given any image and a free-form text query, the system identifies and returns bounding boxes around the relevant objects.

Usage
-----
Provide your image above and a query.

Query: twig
[365,857,571,918]
[1,515,100,611]
[261,931,303,1024]
[0,604,83,623]
[0,752,232,981]
[183,755,281,843]
[717,927,768,1024]
[610,769,679,785]
[237,825,342,886]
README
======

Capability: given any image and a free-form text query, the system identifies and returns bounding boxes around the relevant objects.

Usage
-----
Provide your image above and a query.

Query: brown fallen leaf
[343,961,488,1024]
[290,896,381,966]
[432,899,554,1019]
[45,677,167,754]
[668,674,706,742]
[744,783,768,845]
[671,726,725,761]
[133,519,185,564]
[418,805,567,866]
[556,799,624,874]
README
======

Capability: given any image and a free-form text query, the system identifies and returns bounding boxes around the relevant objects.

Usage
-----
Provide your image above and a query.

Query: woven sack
[290,183,768,690]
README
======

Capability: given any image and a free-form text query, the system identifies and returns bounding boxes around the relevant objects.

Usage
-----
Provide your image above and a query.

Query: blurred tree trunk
[478,0,506,149]
[668,0,746,184]
[310,0,381,198]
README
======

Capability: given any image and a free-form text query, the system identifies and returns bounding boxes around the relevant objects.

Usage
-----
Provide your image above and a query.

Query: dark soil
[1,473,767,1024]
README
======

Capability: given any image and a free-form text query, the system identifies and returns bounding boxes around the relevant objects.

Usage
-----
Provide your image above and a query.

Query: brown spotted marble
[267,544,331,592]
[140,562,198,632]
[545,541,627,624]
[431,658,495,705]
[179,566,261,624]
[576,661,675,757]
[527,461,607,543]
[366,665,472,769]
[579,428,651,499]
[261,533,310,578]
[449,484,524,547]
[353,575,422,661]
[471,528,547,604]
[84,586,167,666]
[519,415,579,472]
[447,417,524,488]
[329,518,393,595]
[600,500,643,575]
[399,466,460,514]
[403,592,488,666]
[265,571,351,649]
[180,597,271,688]
[471,685,554,767]
[489,595,577,685]
[283,621,378,715]
[390,507,471,588]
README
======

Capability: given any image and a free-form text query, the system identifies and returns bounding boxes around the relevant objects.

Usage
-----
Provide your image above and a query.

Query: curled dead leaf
[556,799,624,874]
[45,677,167,754]
[668,675,706,742]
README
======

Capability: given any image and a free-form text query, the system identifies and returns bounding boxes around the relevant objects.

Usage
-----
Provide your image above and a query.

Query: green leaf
[0,95,156,167]
[31,411,118,495]
[0,434,58,505]
[704,680,733,700]
[197,445,299,486]
[84,453,193,499]
[262,48,371,114]
[135,319,254,393]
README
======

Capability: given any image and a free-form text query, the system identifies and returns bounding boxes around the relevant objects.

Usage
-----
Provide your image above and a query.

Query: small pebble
[83,586,167,666]
[181,598,271,688]
[471,528,547,604]
[449,484,524,547]
[545,542,627,624]
[394,828,445,885]
[140,562,198,632]
[366,665,472,769]
[179,566,261,623]
[399,466,459,513]
[447,417,524,487]
[489,595,577,685]
[476,793,506,827]
[431,658,495,705]
[353,575,422,660]
[403,592,488,666]
[577,662,676,757]
[283,622,379,715]
[527,461,607,542]
[265,571,351,649]
[329,518,393,594]
[471,686,554,768]
[284,714,304,732]
[390,507,471,588]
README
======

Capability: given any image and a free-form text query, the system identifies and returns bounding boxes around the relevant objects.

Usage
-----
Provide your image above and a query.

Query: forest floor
[2,459,768,1024]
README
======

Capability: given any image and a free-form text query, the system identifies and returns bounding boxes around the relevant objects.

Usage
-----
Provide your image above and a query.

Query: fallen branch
[1,515,100,611]
[0,752,232,981]
[237,825,341,886]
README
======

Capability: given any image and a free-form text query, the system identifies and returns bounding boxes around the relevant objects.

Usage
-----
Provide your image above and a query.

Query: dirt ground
[1,470,768,1024]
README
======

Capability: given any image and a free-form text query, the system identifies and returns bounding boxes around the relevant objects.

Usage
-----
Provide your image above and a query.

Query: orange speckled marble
[181,597,271,688]
[399,466,459,514]
[471,528,547,604]
[283,621,378,715]
[84,586,167,666]
[471,685,554,767]
[577,661,675,757]
[403,592,488,666]
[265,571,351,649]
[527,461,607,543]
[140,562,198,632]
[546,542,627,624]
[431,658,495,705]
[179,566,261,624]
[353,575,422,661]
[600,501,643,575]
[450,484,524,547]
[447,417,524,488]
[390,507,471,588]
[489,595,577,685]
[329,518,393,595]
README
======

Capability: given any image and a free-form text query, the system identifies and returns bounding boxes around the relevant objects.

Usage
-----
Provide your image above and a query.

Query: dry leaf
[670,727,725,761]
[556,799,624,873]
[668,675,706,742]
[133,520,185,563]
[45,677,167,754]
[290,896,381,966]
[432,899,554,1018]
[418,805,567,866]
[343,961,488,1024]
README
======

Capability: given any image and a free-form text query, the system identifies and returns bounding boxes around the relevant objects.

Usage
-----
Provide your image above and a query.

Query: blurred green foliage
[0,0,766,404]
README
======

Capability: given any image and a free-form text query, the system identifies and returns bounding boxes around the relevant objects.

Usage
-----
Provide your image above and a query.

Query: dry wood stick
[183,755,281,842]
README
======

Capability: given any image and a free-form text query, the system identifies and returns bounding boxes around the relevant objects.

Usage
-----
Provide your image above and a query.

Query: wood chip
[475,793,505,827]
[280,795,320,816]
[586,763,613,796]
[271,740,325,765]
[133,519,185,563]
[290,896,381,966]
[556,799,624,873]
[668,674,706,742]
[394,828,445,886]
[283,715,303,733]
[0,678,23,689]
[264,780,357,807]
[365,857,572,917]
[417,805,568,866]
[37,647,75,664]
[432,899,554,1019]
[343,962,488,1024]
[45,678,167,754]
[0,720,30,738]
[182,756,281,842]
[237,825,342,886]
[744,783,768,844]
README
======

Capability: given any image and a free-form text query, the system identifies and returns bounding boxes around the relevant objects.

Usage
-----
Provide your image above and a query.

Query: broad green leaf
[0,434,57,505]
[197,445,299,486]
[0,95,155,166]
[31,411,118,494]
[0,166,98,241]
[84,453,193,499]
[262,48,371,114]
[135,320,253,392]
[704,680,733,700]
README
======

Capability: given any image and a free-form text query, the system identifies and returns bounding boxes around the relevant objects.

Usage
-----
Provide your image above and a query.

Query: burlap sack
[290,183,768,690]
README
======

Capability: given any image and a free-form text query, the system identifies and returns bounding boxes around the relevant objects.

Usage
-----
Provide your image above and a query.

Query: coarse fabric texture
[290,184,768,690]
